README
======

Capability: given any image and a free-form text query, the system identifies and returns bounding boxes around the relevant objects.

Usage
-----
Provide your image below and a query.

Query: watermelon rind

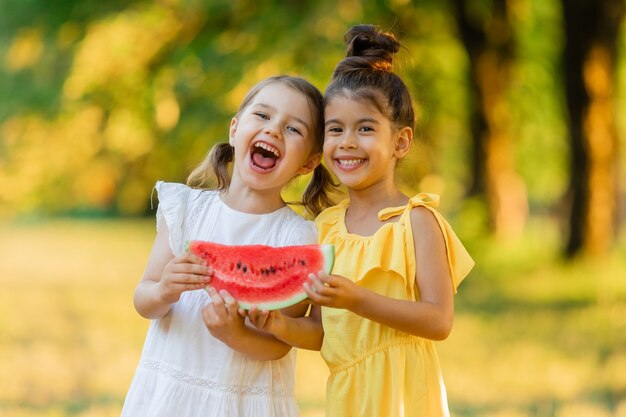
[321,244,335,274]
[236,292,310,311]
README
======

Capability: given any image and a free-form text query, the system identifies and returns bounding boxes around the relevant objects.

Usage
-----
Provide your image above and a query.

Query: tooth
[339,159,363,166]
[254,142,280,158]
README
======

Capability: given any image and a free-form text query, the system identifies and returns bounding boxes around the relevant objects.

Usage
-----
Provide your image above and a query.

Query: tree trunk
[561,0,624,257]
[451,0,528,239]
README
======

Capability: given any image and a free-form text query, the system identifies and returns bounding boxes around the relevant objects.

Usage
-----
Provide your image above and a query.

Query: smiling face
[323,94,412,192]
[228,82,321,194]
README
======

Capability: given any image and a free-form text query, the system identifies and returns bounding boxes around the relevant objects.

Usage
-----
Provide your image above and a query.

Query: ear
[228,117,238,146]
[394,127,413,159]
[297,152,322,176]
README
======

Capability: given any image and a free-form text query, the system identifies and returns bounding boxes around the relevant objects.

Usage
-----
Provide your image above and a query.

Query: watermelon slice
[187,241,334,310]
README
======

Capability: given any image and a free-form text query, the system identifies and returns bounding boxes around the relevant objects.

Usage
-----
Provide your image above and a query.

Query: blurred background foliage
[1,0,626,416]
[1,0,624,256]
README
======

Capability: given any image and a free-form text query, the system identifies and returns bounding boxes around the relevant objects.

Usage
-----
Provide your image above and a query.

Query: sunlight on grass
[1,219,625,416]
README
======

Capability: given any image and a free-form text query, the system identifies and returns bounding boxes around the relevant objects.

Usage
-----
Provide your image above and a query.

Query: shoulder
[408,202,446,247]
[314,199,348,228]
[409,205,439,228]
[406,196,476,290]
[155,181,218,205]
[155,181,191,202]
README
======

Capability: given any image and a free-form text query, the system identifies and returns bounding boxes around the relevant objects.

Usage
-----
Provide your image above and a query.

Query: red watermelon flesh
[187,241,334,310]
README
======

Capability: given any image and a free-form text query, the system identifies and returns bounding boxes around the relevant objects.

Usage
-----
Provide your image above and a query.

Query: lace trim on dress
[186,190,212,235]
[139,359,291,398]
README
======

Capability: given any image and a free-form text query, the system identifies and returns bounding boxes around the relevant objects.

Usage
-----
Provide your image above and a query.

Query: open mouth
[250,141,281,171]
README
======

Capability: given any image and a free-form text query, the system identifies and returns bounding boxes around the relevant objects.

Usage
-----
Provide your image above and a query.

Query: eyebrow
[253,103,310,130]
[324,117,380,126]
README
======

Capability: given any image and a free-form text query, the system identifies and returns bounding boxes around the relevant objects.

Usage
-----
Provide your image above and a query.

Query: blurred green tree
[1,0,624,258]
[450,0,528,240]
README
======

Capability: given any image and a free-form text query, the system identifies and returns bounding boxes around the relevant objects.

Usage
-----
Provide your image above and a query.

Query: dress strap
[378,192,474,292]
[377,193,440,221]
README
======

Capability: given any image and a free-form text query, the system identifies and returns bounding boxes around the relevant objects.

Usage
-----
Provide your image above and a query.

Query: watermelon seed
[230,263,234,271]
[242,265,247,273]
[237,261,241,270]
[300,259,306,266]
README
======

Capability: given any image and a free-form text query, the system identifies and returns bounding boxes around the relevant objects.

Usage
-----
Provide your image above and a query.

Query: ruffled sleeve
[379,193,474,293]
[154,181,192,257]
[315,199,348,244]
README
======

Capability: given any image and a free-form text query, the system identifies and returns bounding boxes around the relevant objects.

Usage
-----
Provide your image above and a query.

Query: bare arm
[246,304,324,351]
[202,289,316,360]
[134,216,212,319]
[304,206,454,341]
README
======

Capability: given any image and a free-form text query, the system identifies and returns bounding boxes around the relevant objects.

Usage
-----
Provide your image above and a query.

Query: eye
[359,126,374,132]
[287,126,302,136]
[327,126,343,133]
[254,112,269,120]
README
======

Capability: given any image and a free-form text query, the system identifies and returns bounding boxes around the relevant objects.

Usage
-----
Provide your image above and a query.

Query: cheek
[322,140,333,157]
[322,148,333,166]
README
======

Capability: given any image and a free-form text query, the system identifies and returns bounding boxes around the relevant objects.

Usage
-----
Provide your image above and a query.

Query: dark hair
[325,24,415,131]
[187,75,337,216]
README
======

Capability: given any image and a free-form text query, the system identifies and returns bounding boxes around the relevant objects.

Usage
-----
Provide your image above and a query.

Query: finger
[220,290,239,317]
[175,253,201,265]
[166,274,210,287]
[246,306,260,325]
[256,310,270,328]
[303,282,321,302]
[186,252,210,265]
[250,309,269,329]
[317,272,333,286]
[303,282,334,305]
[172,262,213,277]
[307,276,328,294]
[202,302,216,326]
[207,287,228,317]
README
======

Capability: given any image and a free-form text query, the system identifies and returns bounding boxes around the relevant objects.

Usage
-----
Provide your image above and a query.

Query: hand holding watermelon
[201,287,247,343]
[245,308,287,335]
[304,272,364,311]
[157,253,214,305]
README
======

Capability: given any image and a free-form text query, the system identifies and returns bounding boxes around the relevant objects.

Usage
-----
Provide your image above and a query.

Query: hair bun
[343,24,400,72]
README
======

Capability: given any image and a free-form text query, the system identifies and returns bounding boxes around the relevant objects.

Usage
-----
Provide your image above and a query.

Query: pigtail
[186,142,234,189]
[302,164,340,217]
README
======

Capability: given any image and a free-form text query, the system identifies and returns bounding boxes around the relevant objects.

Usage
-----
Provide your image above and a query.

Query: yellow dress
[316,193,474,417]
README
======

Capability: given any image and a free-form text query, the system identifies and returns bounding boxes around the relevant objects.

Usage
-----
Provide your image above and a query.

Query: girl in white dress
[121,75,336,417]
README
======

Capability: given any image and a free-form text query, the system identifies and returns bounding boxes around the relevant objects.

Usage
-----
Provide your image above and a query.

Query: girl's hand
[244,307,287,337]
[202,287,246,343]
[158,253,213,305]
[303,272,363,311]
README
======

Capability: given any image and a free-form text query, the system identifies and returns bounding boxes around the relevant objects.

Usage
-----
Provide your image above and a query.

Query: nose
[264,120,282,139]
[338,131,357,149]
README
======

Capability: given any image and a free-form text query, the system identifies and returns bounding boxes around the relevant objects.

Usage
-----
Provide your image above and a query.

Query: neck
[221,177,286,214]
[346,180,407,215]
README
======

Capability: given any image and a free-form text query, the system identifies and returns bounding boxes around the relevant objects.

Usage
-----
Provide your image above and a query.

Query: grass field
[1,219,625,416]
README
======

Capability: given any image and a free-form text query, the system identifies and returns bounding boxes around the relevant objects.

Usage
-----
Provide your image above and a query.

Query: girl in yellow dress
[299,24,475,416]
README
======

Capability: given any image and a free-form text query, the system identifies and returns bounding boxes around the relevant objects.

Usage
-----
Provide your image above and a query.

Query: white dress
[121,181,317,417]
